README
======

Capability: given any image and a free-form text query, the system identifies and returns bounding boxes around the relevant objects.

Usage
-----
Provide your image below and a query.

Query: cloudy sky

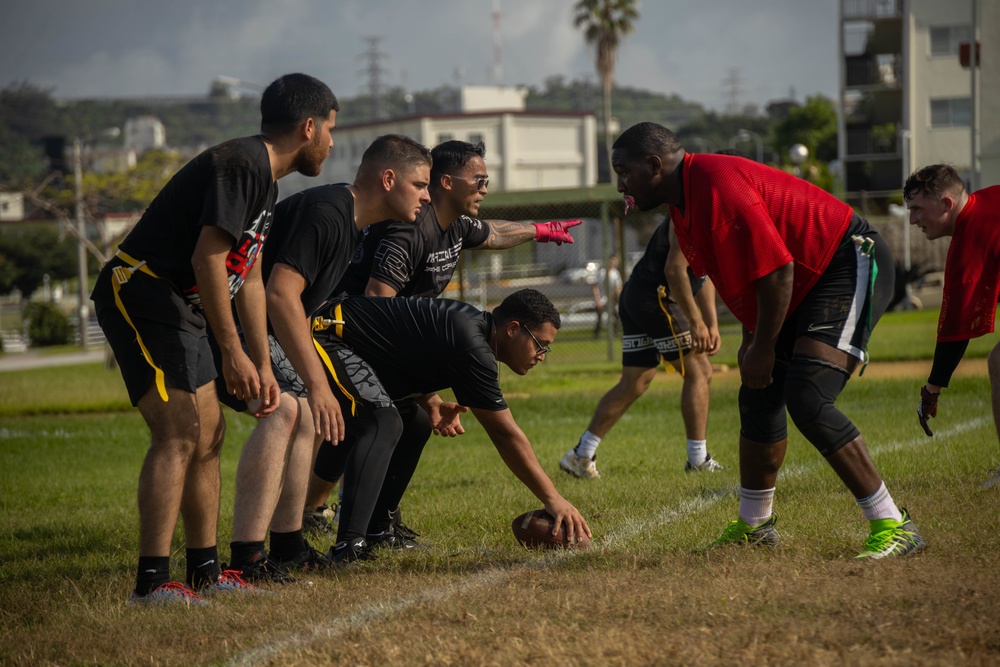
[0,0,838,111]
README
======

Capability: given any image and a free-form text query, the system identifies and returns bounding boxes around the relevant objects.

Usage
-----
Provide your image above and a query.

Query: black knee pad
[314,437,350,483]
[784,356,859,456]
[739,379,788,444]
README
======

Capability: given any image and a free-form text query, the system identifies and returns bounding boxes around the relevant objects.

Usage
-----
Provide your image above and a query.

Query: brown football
[511,509,591,549]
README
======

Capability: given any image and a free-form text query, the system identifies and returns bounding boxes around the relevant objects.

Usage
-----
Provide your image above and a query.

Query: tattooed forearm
[482,219,536,248]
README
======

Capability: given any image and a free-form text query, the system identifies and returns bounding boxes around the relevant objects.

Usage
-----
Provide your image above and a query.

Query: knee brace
[739,378,789,444]
[784,356,859,456]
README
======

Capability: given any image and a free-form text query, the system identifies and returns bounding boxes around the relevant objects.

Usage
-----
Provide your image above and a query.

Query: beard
[296,135,329,177]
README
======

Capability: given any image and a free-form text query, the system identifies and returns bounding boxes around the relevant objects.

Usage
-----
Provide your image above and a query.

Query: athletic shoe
[982,466,1000,490]
[389,508,420,541]
[367,529,421,550]
[303,504,336,537]
[560,448,600,479]
[231,550,295,584]
[326,537,374,566]
[685,454,724,473]
[128,581,209,607]
[701,515,780,550]
[854,508,925,560]
[201,568,272,596]
[273,540,335,572]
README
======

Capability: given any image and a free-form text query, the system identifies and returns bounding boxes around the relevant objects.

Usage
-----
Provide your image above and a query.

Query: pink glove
[533,219,582,245]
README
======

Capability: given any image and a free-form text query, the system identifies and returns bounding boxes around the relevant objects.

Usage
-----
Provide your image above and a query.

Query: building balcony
[846,126,899,157]
[845,55,901,88]
[842,0,902,21]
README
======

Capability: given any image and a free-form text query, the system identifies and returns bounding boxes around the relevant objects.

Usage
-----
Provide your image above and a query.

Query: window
[468,133,484,147]
[930,98,971,128]
[438,133,453,143]
[930,25,971,57]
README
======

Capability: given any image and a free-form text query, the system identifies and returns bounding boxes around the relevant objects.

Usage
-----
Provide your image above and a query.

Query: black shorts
[92,258,216,406]
[775,215,894,364]
[618,279,694,368]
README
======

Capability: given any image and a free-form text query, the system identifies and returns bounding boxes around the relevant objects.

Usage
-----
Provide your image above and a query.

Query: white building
[280,86,598,197]
[0,192,24,222]
[838,0,998,193]
[124,116,166,154]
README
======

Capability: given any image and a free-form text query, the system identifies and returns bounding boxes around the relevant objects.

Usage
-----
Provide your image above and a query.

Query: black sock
[135,556,170,596]
[186,546,220,591]
[269,530,307,561]
[230,540,266,568]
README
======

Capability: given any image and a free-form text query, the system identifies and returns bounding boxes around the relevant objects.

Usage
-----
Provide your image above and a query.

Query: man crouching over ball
[296,288,591,562]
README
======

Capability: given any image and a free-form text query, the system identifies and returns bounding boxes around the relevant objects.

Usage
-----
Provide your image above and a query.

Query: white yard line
[228,417,989,666]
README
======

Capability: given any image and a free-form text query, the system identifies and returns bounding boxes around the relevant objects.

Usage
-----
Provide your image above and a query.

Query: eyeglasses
[520,323,551,358]
[445,174,489,191]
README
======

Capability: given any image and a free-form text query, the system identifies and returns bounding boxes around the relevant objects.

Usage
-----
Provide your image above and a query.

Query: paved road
[0,349,106,372]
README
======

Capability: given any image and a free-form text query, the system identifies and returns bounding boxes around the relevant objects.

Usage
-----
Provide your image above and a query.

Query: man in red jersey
[610,121,924,559]
[905,164,1000,489]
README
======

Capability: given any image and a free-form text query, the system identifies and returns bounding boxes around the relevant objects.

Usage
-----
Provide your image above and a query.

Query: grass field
[1,310,999,665]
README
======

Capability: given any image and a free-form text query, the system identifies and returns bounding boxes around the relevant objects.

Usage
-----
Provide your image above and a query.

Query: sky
[0,0,839,112]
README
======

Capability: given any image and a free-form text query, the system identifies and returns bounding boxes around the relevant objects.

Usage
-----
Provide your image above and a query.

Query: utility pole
[73,138,89,348]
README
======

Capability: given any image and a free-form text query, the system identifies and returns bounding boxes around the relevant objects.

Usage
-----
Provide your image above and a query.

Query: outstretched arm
[471,406,591,543]
[474,219,582,249]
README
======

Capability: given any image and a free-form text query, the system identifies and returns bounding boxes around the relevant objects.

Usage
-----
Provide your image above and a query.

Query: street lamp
[788,143,809,177]
[729,128,763,162]
[74,127,120,347]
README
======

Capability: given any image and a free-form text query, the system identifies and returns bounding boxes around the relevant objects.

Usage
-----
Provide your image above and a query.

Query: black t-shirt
[336,202,491,297]
[263,184,361,317]
[119,136,276,308]
[319,295,507,410]
[627,220,705,296]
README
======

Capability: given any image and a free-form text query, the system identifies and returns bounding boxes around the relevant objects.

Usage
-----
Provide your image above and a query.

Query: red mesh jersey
[938,185,1000,342]
[669,153,853,329]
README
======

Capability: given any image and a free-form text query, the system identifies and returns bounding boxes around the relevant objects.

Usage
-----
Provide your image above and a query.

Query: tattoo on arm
[482,220,536,249]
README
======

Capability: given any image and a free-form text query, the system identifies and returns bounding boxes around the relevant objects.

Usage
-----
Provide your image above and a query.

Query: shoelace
[151,581,204,601]
[218,569,255,589]
[863,525,917,552]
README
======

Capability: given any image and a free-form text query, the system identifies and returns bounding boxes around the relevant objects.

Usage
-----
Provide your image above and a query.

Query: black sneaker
[231,549,295,584]
[326,537,374,566]
[273,540,335,572]
[366,529,421,550]
[303,504,336,537]
[389,508,420,541]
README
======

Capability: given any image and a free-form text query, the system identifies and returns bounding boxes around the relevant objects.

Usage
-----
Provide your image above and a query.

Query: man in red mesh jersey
[905,164,1000,490]
[610,121,924,559]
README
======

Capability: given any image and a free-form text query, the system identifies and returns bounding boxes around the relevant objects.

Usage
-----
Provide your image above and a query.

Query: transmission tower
[722,68,744,115]
[360,36,391,121]
[492,0,504,86]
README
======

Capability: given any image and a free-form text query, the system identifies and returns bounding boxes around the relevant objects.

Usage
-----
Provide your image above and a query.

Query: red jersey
[937,185,1000,342]
[669,153,854,329]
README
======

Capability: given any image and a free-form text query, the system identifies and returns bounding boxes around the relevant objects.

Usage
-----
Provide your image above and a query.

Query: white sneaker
[982,466,1000,490]
[685,454,724,473]
[560,448,600,479]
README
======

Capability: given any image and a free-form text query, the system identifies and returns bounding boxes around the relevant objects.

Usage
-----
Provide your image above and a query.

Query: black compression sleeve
[928,339,970,388]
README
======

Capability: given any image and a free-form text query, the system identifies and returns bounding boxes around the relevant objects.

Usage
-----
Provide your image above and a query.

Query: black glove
[917,386,938,437]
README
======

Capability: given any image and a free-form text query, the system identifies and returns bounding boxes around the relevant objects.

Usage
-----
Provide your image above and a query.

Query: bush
[24,302,71,347]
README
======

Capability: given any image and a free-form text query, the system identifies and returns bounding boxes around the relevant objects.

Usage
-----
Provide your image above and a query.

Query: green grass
[0,307,998,665]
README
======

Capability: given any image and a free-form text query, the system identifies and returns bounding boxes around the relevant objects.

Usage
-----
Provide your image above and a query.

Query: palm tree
[573,0,639,182]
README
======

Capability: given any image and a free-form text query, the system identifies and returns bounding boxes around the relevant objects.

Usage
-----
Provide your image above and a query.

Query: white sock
[686,439,708,466]
[739,487,775,527]
[856,482,903,523]
[574,430,601,459]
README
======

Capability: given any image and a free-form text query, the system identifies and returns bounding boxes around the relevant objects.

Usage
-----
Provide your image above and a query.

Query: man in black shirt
[308,288,591,559]
[305,140,581,536]
[225,135,434,582]
[90,73,338,605]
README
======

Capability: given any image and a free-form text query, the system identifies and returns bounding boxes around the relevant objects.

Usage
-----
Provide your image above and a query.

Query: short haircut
[260,73,339,135]
[903,164,966,201]
[613,122,683,160]
[431,141,486,184]
[493,289,561,330]
[358,134,432,179]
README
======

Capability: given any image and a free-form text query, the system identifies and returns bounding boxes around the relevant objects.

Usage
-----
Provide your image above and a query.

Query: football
[511,509,591,549]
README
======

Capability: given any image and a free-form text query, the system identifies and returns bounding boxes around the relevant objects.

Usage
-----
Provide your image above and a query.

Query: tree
[772,95,838,164]
[0,227,78,299]
[573,0,639,182]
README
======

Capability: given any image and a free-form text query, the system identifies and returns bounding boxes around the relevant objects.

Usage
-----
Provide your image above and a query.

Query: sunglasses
[445,174,489,191]
[520,323,551,358]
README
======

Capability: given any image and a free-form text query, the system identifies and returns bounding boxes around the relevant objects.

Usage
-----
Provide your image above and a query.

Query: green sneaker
[701,514,780,551]
[855,508,925,560]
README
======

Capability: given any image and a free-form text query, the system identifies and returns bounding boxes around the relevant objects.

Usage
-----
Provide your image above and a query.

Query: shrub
[24,302,71,346]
